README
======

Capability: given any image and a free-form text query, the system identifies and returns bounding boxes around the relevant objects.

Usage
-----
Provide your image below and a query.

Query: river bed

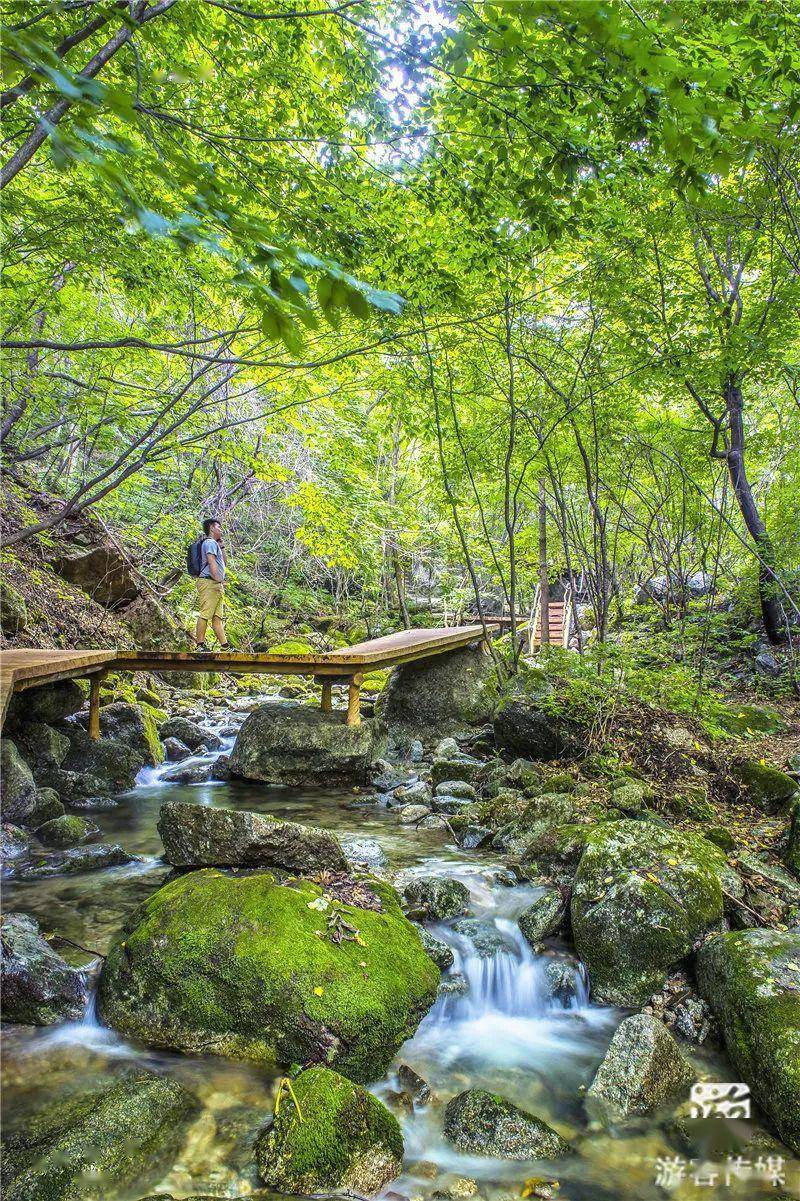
[2,697,794,1201]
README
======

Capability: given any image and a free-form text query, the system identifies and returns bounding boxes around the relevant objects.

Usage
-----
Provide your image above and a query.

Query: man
[194,518,233,651]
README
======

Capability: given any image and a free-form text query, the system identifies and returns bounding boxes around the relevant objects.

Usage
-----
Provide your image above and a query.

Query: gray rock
[69,794,120,810]
[0,912,87,1024]
[397,803,432,824]
[230,703,384,786]
[15,722,70,780]
[341,835,388,871]
[393,780,432,806]
[518,889,567,946]
[436,737,460,758]
[458,825,492,850]
[673,996,713,1043]
[60,724,142,793]
[398,1063,432,1105]
[1,823,30,860]
[418,813,449,830]
[697,928,800,1153]
[435,780,477,800]
[157,801,348,873]
[5,843,134,881]
[377,642,496,742]
[451,917,513,958]
[431,756,482,790]
[160,761,212,784]
[409,739,424,762]
[2,1067,199,1201]
[543,958,581,1006]
[439,973,469,998]
[419,928,455,970]
[36,815,100,848]
[159,716,221,752]
[755,646,782,677]
[443,1089,571,1159]
[494,699,576,761]
[0,738,39,825]
[5,679,84,726]
[404,876,470,921]
[432,796,472,815]
[209,753,231,781]
[586,1014,694,1122]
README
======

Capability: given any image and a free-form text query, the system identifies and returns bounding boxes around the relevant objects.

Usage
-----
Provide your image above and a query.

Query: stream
[0,695,788,1201]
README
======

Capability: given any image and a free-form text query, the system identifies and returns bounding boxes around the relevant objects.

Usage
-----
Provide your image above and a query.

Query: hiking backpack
[186,538,205,577]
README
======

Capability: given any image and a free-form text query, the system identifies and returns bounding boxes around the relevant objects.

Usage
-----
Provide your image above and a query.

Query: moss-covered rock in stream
[15,723,70,782]
[0,913,87,1026]
[1,1067,199,1201]
[1,737,39,824]
[254,1066,403,1195]
[36,815,99,849]
[59,724,141,793]
[443,1088,571,1159]
[230,704,384,785]
[518,888,568,946]
[158,715,220,752]
[98,868,439,1083]
[586,1013,694,1123]
[734,760,798,812]
[571,820,739,1006]
[93,701,164,766]
[402,875,471,921]
[696,929,800,1154]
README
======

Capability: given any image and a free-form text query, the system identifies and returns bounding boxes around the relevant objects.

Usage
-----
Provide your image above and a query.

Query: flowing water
[2,696,795,1200]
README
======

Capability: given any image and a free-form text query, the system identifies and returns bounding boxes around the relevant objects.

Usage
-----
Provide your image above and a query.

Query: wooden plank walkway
[1,624,494,733]
[530,601,568,648]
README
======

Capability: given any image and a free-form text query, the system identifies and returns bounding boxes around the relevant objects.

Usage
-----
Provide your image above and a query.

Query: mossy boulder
[158,716,220,752]
[60,725,141,793]
[403,875,470,921]
[16,723,70,782]
[98,869,439,1083]
[518,889,567,946]
[1,738,39,825]
[717,705,787,736]
[95,701,164,766]
[36,815,99,849]
[1,823,30,860]
[696,929,800,1154]
[734,760,798,812]
[443,1088,571,1160]
[6,843,133,882]
[230,704,385,786]
[1,1068,199,1201]
[255,1066,403,1195]
[0,913,87,1026]
[571,820,738,1005]
[493,692,578,761]
[586,1013,694,1122]
[430,755,482,788]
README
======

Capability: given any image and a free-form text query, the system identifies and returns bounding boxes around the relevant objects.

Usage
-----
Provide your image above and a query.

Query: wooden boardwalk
[1,624,495,733]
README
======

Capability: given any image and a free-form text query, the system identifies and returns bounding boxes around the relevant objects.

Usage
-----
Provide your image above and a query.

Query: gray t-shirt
[200,537,226,580]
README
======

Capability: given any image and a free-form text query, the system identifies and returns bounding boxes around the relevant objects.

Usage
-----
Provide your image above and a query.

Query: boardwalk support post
[88,672,105,740]
[346,674,362,727]
[320,680,333,712]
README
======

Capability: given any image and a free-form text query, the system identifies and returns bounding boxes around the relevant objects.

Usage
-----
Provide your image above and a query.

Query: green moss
[255,1066,403,1193]
[98,870,439,1083]
[268,638,316,655]
[717,705,787,737]
[697,929,800,1154]
[735,760,798,811]
[571,819,734,1005]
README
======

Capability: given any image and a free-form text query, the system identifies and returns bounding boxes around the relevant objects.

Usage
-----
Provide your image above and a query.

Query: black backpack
[187,538,205,577]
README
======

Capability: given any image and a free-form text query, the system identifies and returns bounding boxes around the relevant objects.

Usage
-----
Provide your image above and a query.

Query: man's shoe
[191,644,213,657]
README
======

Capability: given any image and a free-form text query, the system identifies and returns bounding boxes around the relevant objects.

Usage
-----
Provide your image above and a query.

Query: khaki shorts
[197,578,225,621]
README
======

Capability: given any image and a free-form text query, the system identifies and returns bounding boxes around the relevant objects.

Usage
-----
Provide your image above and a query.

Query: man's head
[202,517,222,539]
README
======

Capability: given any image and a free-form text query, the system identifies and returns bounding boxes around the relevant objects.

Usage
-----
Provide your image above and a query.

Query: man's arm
[207,551,223,582]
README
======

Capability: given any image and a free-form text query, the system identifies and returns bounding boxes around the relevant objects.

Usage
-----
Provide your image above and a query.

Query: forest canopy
[2,0,799,655]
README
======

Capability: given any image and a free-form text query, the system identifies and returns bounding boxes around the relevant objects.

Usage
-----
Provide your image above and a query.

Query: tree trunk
[538,479,550,645]
[724,378,786,644]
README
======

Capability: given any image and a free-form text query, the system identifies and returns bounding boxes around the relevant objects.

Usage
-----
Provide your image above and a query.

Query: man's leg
[194,617,208,645]
[211,615,228,646]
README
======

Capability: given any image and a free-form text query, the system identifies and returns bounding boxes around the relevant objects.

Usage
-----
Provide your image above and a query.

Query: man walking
[194,518,232,651]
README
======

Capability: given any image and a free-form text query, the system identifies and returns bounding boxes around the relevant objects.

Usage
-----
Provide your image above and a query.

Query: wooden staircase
[528,587,574,651]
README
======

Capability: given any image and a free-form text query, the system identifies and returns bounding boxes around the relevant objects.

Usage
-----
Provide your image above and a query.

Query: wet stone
[443,1088,571,1160]
[404,876,470,921]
